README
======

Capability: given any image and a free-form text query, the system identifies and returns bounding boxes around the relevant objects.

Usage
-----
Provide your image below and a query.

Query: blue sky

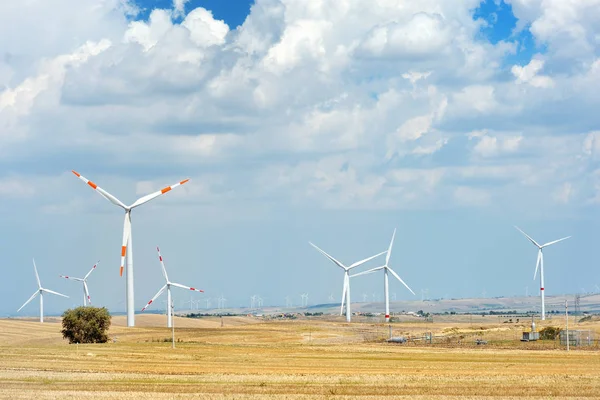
[1,0,599,316]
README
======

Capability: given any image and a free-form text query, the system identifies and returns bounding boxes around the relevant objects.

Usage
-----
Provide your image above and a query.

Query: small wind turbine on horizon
[351,229,415,322]
[18,260,69,323]
[515,226,571,321]
[72,170,189,327]
[217,295,226,309]
[309,242,385,322]
[141,247,204,328]
[300,293,309,307]
[59,261,99,306]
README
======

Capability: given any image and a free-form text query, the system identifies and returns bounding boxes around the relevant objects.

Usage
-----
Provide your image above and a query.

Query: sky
[1,0,599,316]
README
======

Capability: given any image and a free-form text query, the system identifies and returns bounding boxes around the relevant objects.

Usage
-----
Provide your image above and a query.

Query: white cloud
[583,131,600,157]
[453,85,497,113]
[512,57,554,88]
[507,0,600,63]
[358,13,452,59]
[472,134,523,157]
[172,0,190,18]
[0,0,597,215]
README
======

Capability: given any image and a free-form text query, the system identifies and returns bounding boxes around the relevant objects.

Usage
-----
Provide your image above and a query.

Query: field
[1,314,599,399]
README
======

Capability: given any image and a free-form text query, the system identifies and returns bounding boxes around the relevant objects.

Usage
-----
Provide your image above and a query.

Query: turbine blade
[59,275,83,282]
[33,259,41,288]
[386,228,396,266]
[340,274,348,315]
[309,242,347,270]
[84,260,99,280]
[141,285,167,311]
[348,251,387,269]
[514,226,541,248]
[129,178,190,209]
[542,236,572,248]
[350,266,385,278]
[42,288,69,298]
[388,267,416,296]
[17,291,39,312]
[171,282,204,292]
[71,171,127,210]
[157,247,169,283]
[533,249,541,280]
[120,213,131,277]
[83,281,91,304]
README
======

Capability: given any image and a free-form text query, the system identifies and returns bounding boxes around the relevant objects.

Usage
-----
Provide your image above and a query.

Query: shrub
[539,326,561,340]
[61,306,111,344]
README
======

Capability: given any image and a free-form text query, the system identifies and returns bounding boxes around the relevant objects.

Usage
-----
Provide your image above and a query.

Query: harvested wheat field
[1,314,599,399]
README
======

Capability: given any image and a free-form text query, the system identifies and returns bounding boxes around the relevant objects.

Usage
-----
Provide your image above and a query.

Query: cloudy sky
[2,0,599,316]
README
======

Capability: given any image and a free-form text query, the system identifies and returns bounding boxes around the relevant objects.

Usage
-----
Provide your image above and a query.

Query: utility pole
[565,300,569,352]
[171,299,175,349]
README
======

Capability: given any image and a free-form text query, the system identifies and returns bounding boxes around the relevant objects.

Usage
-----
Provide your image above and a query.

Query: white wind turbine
[515,226,571,320]
[351,229,415,322]
[72,170,189,327]
[18,259,69,323]
[309,242,386,322]
[59,261,99,306]
[141,247,204,327]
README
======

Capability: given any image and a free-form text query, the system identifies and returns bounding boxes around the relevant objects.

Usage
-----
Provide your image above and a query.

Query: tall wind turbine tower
[309,242,385,322]
[515,226,571,320]
[72,171,189,327]
[351,229,415,322]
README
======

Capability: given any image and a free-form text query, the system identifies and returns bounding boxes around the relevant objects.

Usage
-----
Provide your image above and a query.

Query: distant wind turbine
[141,247,204,327]
[309,242,385,322]
[351,229,415,322]
[59,260,99,306]
[18,260,69,323]
[515,226,571,321]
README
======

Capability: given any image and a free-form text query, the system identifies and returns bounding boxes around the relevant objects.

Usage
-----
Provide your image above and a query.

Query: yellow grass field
[1,314,599,399]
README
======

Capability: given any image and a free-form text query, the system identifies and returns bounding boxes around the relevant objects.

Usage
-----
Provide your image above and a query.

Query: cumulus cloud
[512,57,554,88]
[472,134,523,157]
[0,0,598,215]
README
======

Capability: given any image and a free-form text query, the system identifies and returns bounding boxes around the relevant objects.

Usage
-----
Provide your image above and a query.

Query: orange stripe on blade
[72,170,81,177]
[120,266,124,277]
[161,186,172,194]
[121,246,127,257]
[180,179,190,185]
[87,181,98,189]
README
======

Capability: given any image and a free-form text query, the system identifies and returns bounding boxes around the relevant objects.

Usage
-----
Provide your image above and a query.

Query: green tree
[539,326,561,340]
[61,306,111,344]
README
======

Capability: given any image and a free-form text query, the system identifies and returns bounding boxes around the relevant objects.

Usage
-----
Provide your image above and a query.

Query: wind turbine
[59,261,99,306]
[72,170,189,327]
[216,295,226,309]
[141,247,204,327]
[18,259,69,323]
[309,242,385,322]
[515,226,571,320]
[351,229,415,322]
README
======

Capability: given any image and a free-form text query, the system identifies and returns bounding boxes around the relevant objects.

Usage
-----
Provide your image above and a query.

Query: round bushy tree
[61,306,111,344]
